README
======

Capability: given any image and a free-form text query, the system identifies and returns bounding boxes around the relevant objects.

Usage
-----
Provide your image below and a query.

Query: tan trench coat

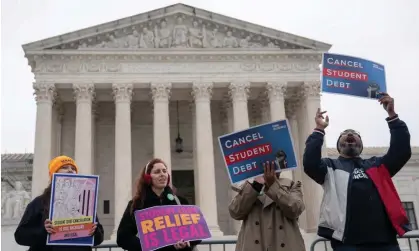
[229,178,306,251]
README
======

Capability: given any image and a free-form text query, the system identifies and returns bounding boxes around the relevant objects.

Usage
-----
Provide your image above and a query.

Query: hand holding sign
[315,108,329,130]
[174,240,189,250]
[45,219,56,234]
[378,92,396,117]
[88,223,97,236]
[263,161,278,188]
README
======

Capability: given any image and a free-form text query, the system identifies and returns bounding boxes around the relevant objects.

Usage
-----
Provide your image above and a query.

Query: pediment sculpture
[75,15,283,50]
[1,181,31,220]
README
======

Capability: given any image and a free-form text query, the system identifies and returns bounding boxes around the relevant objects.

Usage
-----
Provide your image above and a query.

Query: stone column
[286,99,306,224]
[32,82,56,198]
[73,83,95,174]
[266,81,287,120]
[285,99,301,180]
[91,102,98,173]
[191,82,223,236]
[51,99,63,158]
[151,82,172,177]
[299,81,324,233]
[266,81,292,180]
[189,101,199,204]
[111,83,133,239]
[229,82,250,130]
[228,82,250,234]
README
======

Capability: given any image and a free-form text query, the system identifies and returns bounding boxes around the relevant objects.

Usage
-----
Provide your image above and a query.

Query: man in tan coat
[229,161,306,251]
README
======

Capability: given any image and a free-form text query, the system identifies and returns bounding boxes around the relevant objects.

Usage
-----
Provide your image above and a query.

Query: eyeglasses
[340,129,361,137]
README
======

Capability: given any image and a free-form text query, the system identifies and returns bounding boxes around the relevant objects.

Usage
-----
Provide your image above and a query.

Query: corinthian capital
[33,82,56,104]
[112,83,133,103]
[73,82,95,104]
[151,82,172,101]
[266,82,287,101]
[191,82,213,102]
[303,80,321,98]
[229,82,250,102]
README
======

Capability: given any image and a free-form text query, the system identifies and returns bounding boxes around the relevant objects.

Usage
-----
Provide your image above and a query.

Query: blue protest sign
[218,120,297,184]
[321,53,387,99]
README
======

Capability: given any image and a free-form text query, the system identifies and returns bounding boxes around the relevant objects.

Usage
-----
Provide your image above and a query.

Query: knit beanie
[48,155,79,179]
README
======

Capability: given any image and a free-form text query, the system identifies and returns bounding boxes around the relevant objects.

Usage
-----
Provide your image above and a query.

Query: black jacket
[117,186,202,251]
[303,115,411,245]
[14,195,104,251]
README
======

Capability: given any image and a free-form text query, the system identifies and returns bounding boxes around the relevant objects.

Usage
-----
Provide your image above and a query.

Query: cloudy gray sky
[1,0,418,153]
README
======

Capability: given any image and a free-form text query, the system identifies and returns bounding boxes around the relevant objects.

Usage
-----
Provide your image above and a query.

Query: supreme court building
[22,3,332,240]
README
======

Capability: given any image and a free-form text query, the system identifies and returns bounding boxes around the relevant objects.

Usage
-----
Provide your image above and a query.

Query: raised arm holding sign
[303,93,412,251]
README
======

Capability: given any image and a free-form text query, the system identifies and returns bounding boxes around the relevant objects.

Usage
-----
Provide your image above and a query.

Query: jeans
[333,244,401,251]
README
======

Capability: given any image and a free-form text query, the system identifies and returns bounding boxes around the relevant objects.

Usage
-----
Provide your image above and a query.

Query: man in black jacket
[303,93,412,251]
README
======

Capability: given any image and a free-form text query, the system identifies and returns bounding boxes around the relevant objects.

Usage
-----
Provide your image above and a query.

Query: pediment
[22,4,331,52]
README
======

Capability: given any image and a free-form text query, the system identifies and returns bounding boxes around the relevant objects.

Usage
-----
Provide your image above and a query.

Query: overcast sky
[1,0,418,153]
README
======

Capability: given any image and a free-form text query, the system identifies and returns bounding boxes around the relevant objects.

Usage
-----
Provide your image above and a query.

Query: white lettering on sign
[224,133,264,149]
[326,58,364,68]
[232,162,258,175]
[326,79,351,89]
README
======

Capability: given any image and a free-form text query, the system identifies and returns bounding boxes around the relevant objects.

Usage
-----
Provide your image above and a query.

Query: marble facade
[20,3,333,240]
[0,5,416,251]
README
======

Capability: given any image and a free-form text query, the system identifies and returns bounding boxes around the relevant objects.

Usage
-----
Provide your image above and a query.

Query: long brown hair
[41,183,52,219]
[130,158,170,213]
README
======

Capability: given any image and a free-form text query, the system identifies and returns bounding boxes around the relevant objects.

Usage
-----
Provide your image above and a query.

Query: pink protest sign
[135,205,211,251]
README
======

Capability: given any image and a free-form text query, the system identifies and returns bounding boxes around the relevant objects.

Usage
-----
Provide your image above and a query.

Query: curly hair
[130,158,171,213]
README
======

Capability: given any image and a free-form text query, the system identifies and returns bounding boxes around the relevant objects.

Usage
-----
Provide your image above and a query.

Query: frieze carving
[31,60,320,74]
[191,82,213,101]
[151,82,172,101]
[112,83,134,103]
[229,82,250,102]
[73,82,95,104]
[2,182,31,220]
[266,82,287,101]
[50,15,294,50]
[33,82,57,104]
